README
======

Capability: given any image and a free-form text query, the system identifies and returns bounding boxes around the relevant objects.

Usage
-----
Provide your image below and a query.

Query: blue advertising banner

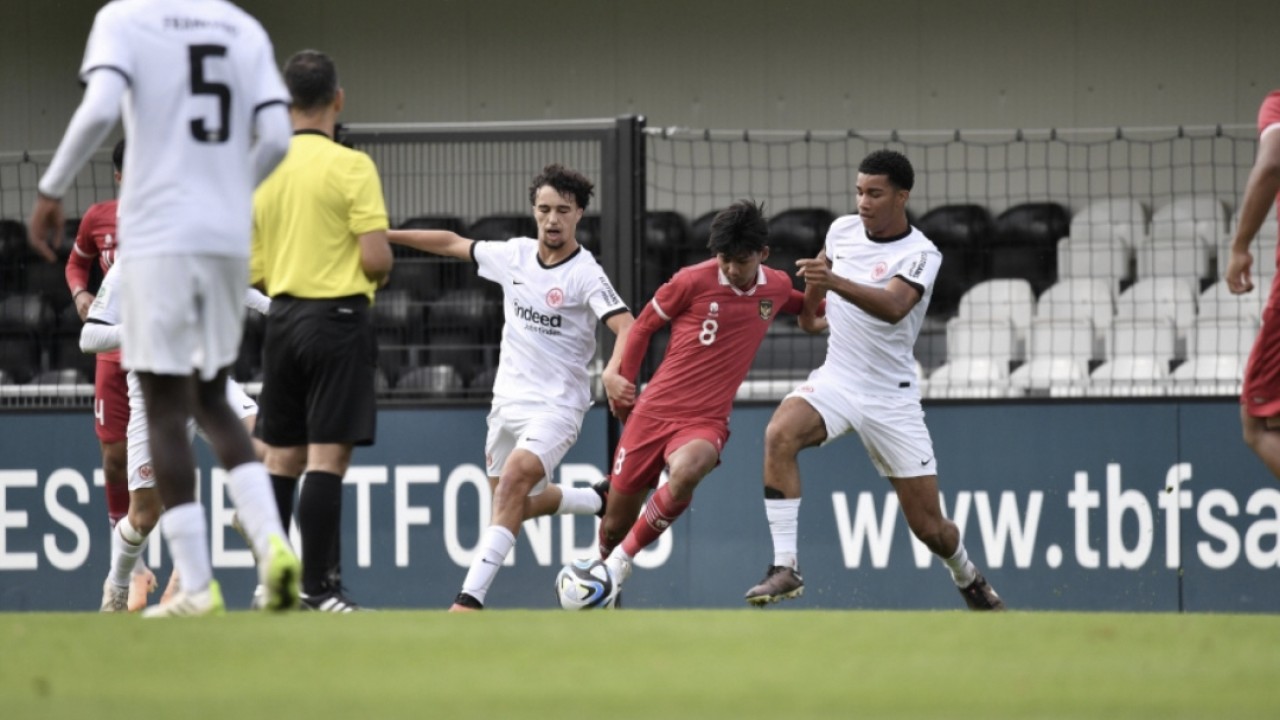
[1,401,1276,612]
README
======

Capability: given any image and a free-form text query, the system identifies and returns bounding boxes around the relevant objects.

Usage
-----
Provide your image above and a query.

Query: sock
[270,473,298,534]
[605,546,634,585]
[297,470,343,594]
[105,478,130,528]
[943,542,978,587]
[108,517,148,587]
[459,525,516,606]
[160,502,213,595]
[621,484,691,557]
[765,498,802,568]
[556,486,603,515]
[225,462,287,561]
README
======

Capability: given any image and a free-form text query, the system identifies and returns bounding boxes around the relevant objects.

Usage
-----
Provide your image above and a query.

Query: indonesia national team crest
[546,287,564,308]
[758,299,774,320]
[872,261,888,280]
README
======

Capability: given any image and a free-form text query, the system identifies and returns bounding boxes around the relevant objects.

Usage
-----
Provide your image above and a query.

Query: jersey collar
[717,265,767,296]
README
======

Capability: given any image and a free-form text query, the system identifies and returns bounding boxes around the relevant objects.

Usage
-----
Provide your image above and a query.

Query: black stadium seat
[468,214,536,241]
[917,204,995,317]
[988,202,1070,294]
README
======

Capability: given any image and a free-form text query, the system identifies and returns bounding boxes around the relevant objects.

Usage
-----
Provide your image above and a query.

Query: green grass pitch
[2,610,1277,719]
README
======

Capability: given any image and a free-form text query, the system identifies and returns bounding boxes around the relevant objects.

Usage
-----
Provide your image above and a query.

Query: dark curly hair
[529,164,594,210]
[707,200,768,257]
[858,150,915,191]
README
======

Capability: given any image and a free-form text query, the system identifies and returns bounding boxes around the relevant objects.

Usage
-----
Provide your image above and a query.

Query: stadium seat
[1029,318,1095,361]
[0,220,28,289]
[1197,281,1267,324]
[576,214,602,255]
[398,215,466,233]
[1036,278,1115,358]
[0,293,56,332]
[372,289,426,344]
[1056,237,1133,291]
[750,327,828,373]
[1069,198,1148,248]
[987,202,1069,293]
[1110,317,1177,363]
[1168,355,1243,396]
[917,204,995,317]
[954,278,1035,359]
[1115,277,1198,356]
[945,317,1018,365]
[922,357,1010,399]
[1008,356,1089,396]
[768,208,835,257]
[1088,356,1170,397]
[1149,196,1230,248]
[468,214,537,241]
[0,330,41,385]
[1188,316,1257,359]
[394,217,467,297]
[387,255,443,301]
[395,364,465,399]
[32,368,87,386]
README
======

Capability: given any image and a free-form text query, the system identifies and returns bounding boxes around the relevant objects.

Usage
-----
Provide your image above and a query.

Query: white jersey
[821,215,940,395]
[80,0,288,258]
[474,238,628,414]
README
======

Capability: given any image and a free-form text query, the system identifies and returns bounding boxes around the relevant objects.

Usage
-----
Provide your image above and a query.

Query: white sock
[459,525,516,605]
[605,547,633,585]
[108,518,148,587]
[944,542,978,587]
[161,502,213,594]
[765,498,801,568]
[225,461,286,559]
[556,486,602,515]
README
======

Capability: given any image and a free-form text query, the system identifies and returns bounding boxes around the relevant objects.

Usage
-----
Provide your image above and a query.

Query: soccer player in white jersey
[26,0,300,616]
[387,164,635,611]
[743,150,1006,610]
[83,265,271,613]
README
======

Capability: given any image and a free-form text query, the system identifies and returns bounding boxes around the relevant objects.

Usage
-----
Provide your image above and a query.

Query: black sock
[297,470,343,595]
[270,474,298,533]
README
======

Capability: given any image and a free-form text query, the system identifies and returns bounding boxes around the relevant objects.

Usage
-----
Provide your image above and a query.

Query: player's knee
[907,516,951,553]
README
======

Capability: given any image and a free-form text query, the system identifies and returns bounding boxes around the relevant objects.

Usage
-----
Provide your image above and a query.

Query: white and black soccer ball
[555,558,617,610]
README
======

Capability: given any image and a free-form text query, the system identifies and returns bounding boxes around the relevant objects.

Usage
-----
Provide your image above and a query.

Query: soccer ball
[555,558,617,610]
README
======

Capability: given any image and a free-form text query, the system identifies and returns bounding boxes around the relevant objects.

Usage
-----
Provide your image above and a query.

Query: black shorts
[256,294,377,447]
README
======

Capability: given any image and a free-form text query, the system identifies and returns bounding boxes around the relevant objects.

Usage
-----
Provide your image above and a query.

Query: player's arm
[359,230,393,286]
[797,254,921,324]
[65,219,99,321]
[1226,124,1280,295]
[250,102,291,186]
[387,229,474,260]
[29,71,126,262]
[79,320,121,354]
[791,252,829,334]
[602,310,639,420]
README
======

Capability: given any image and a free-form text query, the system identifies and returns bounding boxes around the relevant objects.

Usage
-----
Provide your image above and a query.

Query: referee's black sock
[270,474,298,534]
[297,470,343,595]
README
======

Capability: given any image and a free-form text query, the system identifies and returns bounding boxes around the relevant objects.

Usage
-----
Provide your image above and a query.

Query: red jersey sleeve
[65,206,102,294]
[619,271,693,381]
[1259,90,1280,132]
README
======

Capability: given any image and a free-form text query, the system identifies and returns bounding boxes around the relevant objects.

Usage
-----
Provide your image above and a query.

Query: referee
[251,50,392,612]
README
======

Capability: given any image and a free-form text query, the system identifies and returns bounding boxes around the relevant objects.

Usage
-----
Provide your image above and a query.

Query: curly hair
[858,150,915,191]
[529,164,595,210]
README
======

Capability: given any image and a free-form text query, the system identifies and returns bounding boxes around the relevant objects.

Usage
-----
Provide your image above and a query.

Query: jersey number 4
[188,44,231,144]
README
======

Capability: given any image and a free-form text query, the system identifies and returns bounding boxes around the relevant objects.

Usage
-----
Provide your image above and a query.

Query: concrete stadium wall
[1,400,1277,612]
[4,0,1280,154]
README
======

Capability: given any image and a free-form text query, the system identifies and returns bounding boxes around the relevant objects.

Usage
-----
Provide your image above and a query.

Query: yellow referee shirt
[251,131,389,302]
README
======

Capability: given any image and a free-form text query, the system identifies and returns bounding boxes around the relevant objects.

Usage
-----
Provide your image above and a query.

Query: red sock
[621,484,691,557]
[105,478,130,528]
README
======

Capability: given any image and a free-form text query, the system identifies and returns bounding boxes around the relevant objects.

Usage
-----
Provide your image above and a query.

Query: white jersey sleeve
[80,3,135,85]
[473,240,513,285]
[85,267,123,326]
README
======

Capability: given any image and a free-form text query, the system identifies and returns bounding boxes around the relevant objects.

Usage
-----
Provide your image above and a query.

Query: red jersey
[66,198,120,361]
[620,259,805,422]
[1262,91,1280,243]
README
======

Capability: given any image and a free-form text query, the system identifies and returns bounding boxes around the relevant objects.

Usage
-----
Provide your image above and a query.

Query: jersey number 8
[699,319,719,346]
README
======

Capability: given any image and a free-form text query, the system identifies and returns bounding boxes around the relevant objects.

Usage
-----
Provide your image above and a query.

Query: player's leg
[605,435,720,589]
[102,401,161,613]
[452,449,544,611]
[517,478,608,520]
[295,442,358,611]
[746,395,828,605]
[1241,410,1280,478]
[596,415,668,559]
[95,356,132,528]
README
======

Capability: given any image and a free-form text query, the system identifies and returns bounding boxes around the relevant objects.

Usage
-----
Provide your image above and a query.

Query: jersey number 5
[188,44,231,144]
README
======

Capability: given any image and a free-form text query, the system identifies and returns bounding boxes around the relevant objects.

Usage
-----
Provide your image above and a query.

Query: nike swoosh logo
[513,280,524,285]
[920,457,932,465]
[242,404,254,410]
[481,558,499,566]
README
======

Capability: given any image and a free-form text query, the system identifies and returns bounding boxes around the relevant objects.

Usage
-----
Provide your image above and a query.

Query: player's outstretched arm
[602,312,638,419]
[387,229,474,260]
[30,71,126,263]
[1226,127,1280,295]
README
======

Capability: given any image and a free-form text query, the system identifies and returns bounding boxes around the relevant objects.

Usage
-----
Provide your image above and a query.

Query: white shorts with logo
[118,255,247,381]
[125,371,258,491]
[484,402,584,496]
[787,364,937,479]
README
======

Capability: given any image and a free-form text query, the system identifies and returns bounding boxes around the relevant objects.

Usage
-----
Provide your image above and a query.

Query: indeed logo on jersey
[513,300,563,333]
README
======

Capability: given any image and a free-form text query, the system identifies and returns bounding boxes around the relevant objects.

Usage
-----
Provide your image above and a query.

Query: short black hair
[529,164,594,211]
[708,200,768,257]
[858,150,914,191]
[111,139,125,173]
[284,50,338,112]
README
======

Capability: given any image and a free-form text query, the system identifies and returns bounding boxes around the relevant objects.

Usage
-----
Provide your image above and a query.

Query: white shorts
[484,402,584,496]
[118,255,247,381]
[125,372,258,491]
[787,365,937,479]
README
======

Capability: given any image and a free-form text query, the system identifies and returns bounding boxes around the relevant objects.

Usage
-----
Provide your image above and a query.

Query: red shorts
[93,356,129,443]
[610,414,729,495]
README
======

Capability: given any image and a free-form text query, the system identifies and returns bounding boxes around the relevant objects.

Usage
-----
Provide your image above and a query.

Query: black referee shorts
[256,294,377,447]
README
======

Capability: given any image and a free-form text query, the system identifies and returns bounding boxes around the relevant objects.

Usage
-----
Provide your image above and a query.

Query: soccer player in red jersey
[596,200,824,592]
[64,139,156,610]
[1226,89,1280,479]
